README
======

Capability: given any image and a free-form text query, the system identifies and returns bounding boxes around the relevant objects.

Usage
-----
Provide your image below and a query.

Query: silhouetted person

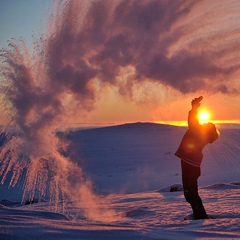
[175,96,219,220]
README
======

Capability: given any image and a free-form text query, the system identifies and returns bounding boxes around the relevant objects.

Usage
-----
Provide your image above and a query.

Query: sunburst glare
[198,110,211,124]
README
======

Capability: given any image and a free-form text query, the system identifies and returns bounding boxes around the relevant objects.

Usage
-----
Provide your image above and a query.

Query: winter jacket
[175,108,209,167]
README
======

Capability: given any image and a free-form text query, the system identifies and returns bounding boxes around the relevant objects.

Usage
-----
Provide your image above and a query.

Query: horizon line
[156,120,240,127]
[65,120,240,129]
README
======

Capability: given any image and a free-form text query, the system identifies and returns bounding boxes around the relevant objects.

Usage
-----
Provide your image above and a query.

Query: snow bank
[202,182,240,190]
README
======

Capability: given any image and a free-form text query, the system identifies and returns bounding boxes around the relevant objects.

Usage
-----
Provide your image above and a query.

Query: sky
[1,0,240,127]
[0,0,52,49]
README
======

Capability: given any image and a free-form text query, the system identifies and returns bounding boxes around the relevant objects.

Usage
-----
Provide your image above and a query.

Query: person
[175,96,219,220]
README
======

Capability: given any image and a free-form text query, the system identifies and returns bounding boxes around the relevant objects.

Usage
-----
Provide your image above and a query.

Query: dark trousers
[181,160,208,219]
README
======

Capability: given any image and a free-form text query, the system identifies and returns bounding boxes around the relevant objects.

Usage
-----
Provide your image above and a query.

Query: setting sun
[198,110,211,124]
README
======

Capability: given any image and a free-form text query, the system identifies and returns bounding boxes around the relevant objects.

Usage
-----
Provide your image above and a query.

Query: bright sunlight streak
[198,110,211,124]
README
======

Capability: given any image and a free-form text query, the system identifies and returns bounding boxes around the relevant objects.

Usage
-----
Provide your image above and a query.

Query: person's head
[202,122,220,143]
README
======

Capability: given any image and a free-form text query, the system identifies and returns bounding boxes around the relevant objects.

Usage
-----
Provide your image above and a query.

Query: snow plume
[0,37,120,221]
[45,0,240,95]
[1,0,240,221]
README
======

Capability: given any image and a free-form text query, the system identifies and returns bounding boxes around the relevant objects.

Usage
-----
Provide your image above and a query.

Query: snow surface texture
[1,123,240,239]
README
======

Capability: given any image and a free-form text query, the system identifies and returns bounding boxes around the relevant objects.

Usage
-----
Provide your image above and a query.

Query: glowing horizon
[64,119,240,129]
[156,119,240,127]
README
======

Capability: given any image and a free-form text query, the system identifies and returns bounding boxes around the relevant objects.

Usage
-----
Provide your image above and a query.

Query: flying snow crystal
[1,0,240,219]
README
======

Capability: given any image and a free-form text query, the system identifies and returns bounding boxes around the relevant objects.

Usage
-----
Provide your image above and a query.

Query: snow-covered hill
[1,122,240,239]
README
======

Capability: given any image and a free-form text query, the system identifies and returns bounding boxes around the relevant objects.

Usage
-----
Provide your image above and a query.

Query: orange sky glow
[1,1,240,130]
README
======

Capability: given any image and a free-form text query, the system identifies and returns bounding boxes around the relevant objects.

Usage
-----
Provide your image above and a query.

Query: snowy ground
[1,122,240,239]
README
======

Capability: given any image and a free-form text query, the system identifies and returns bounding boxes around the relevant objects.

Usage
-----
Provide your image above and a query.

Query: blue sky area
[0,0,52,49]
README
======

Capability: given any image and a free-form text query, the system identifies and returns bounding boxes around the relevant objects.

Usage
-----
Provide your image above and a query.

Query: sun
[198,110,211,124]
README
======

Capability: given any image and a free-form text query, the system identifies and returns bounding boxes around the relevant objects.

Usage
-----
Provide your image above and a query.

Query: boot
[191,204,208,220]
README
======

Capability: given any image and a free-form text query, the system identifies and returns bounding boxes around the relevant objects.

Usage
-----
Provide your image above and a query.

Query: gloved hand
[191,96,203,109]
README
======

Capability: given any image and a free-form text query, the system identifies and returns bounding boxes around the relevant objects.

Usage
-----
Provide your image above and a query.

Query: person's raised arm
[188,96,202,130]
